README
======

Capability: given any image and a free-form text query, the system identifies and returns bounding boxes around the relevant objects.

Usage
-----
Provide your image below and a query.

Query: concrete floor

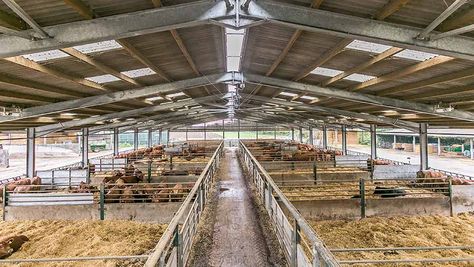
[348,144,474,176]
[207,148,273,267]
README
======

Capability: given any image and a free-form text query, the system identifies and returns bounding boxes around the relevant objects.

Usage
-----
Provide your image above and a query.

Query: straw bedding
[280,182,444,200]
[0,220,167,267]
[309,214,474,267]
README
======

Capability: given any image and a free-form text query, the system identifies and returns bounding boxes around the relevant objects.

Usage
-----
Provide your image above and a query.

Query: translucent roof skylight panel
[300,95,318,100]
[394,49,439,61]
[310,67,343,77]
[121,68,156,78]
[145,96,164,102]
[86,74,120,83]
[280,92,298,97]
[344,73,376,82]
[226,28,245,34]
[226,34,244,57]
[22,50,70,62]
[227,57,240,72]
[74,40,122,54]
[166,92,186,98]
[346,40,392,54]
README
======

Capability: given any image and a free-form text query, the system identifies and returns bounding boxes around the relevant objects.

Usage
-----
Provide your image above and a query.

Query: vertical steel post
[274,126,277,139]
[412,136,416,152]
[341,125,347,155]
[175,227,183,267]
[470,139,474,160]
[448,178,453,217]
[133,128,139,150]
[322,125,327,149]
[158,129,162,145]
[299,127,303,143]
[308,126,314,145]
[359,179,366,218]
[419,123,429,171]
[81,128,89,168]
[185,128,189,141]
[370,125,377,159]
[26,127,35,178]
[437,137,441,156]
[222,120,225,139]
[237,119,240,139]
[256,123,259,140]
[291,128,295,141]
[148,129,153,147]
[2,185,6,221]
[113,128,119,156]
[99,183,105,220]
[393,135,396,149]
[147,161,152,183]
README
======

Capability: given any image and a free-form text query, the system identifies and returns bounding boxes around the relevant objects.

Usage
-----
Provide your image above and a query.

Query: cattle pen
[0,0,474,266]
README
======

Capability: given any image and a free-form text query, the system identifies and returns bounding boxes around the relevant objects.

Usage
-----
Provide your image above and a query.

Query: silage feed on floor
[310,213,474,267]
[0,220,167,267]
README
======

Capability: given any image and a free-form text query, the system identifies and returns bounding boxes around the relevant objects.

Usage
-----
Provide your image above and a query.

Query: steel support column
[438,137,442,156]
[419,123,429,171]
[308,126,314,145]
[133,128,139,150]
[322,125,328,149]
[185,128,189,141]
[237,119,240,139]
[370,125,377,159]
[158,129,162,144]
[299,127,303,143]
[113,128,119,156]
[26,127,35,178]
[291,128,295,141]
[148,129,153,147]
[256,123,259,140]
[341,125,347,155]
[81,128,89,168]
[470,139,473,160]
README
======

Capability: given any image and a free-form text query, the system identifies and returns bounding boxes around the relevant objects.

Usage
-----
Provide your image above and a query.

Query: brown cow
[120,187,134,203]
[105,185,123,203]
[0,235,28,259]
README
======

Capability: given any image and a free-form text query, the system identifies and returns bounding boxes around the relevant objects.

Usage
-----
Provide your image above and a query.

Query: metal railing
[239,141,340,267]
[144,141,224,267]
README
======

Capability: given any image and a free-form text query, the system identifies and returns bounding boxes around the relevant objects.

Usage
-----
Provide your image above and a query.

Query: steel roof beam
[244,74,474,123]
[34,94,221,136]
[0,0,232,58]
[0,72,234,122]
[92,108,222,134]
[240,93,418,131]
[244,0,474,61]
[417,0,469,40]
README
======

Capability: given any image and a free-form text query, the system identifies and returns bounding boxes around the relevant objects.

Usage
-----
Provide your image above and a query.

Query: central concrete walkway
[207,147,272,267]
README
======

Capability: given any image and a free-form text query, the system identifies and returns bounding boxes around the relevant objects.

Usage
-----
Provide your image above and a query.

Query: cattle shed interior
[0,0,474,266]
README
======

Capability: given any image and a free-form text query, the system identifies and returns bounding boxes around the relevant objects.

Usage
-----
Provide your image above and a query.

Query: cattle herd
[94,164,194,203]
[0,177,42,192]
[246,141,342,161]
[416,170,474,185]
